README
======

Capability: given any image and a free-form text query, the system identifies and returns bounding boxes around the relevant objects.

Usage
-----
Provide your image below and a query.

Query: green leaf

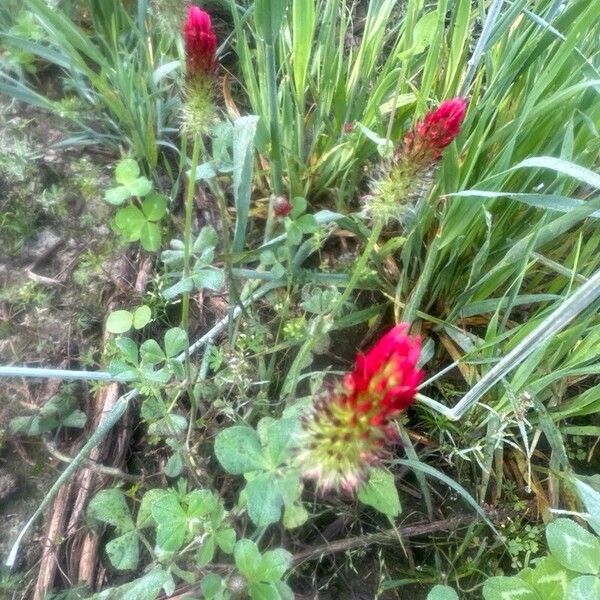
[87,489,134,532]
[291,0,314,99]
[8,415,45,436]
[148,413,188,437]
[283,503,308,529]
[164,327,188,358]
[275,581,294,600]
[196,534,215,567]
[162,277,193,300]
[108,360,137,382]
[115,158,140,185]
[285,222,302,245]
[61,410,87,428]
[295,213,318,234]
[277,471,303,507]
[248,582,280,600]
[141,396,167,421]
[246,472,284,527]
[254,0,287,44]
[201,573,224,599]
[132,305,151,330]
[209,503,226,529]
[115,337,138,365]
[137,489,170,529]
[104,185,131,205]
[89,567,173,600]
[214,426,268,474]
[129,176,152,197]
[448,190,600,219]
[187,489,219,519]
[257,548,292,582]
[427,585,459,600]
[510,156,600,190]
[142,192,167,221]
[192,225,218,255]
[164,453,184,478]
[115,205,145,238]
[521,556,572,600]
[482,576,539,600]
[106,310,133,334]
[151,493,187,553]
[546,518,600,574]
[290,196,306,219]
[271,262,285,279]
[357,468,401,518]
[140,339,166,364]
[106,530,139,571]
[566,575,600,600]
[140,222,161,252]
[234,539,261,580]
[192,269,225,292]
[571,478,600,536]
[410,11,438,55]
[215,528,236,553]
[264,418,299,466]
[232,116,259,254]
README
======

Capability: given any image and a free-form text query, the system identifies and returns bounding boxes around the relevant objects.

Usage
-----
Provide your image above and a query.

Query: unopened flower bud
[273,196,292,217]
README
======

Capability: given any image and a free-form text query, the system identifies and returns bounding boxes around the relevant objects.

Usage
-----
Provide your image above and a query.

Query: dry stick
[166,515,487,599]
[292,515,476,565]
[35,256,138,597]
[44,440,139,482]
[32,481,74,600]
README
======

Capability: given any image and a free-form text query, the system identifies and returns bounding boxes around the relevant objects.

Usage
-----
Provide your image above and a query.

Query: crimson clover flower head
[184,6,217,79]
[404,97,467,161]
[364,98,467,223]
[298,324,423,493]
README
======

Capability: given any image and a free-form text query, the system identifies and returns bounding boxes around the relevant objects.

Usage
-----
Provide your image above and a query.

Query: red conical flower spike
[298,324,423,492]
[404,97,467,162]
[365,98,467,222]
[183,6,217,78]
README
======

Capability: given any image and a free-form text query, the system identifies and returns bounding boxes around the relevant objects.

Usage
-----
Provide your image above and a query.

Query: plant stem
[292,514,481,565]
[181,133,202,336]
[284,219,384,398]
[460,0,505,96]
[264,39,284,242]
[402,227,441,324]
[330,218,384,318]
[0,366,125,382]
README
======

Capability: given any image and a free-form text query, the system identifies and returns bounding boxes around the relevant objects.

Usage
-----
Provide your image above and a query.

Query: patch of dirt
[0,98,135,596]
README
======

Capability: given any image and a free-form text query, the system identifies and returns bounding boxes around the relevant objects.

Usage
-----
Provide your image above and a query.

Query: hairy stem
[181,133,202,337]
